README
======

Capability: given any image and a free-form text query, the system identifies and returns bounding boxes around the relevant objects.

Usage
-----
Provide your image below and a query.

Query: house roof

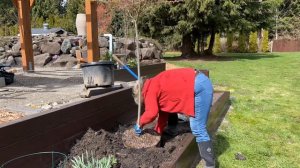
[31,28,67,36]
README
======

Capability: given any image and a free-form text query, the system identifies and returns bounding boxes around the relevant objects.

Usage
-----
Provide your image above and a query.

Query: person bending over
[132,68,215,168]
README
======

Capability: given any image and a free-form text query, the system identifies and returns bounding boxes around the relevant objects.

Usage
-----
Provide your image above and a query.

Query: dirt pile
[62,123,191,168]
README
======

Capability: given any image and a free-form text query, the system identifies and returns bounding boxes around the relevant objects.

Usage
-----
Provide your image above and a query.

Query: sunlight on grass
[167,52,300,168]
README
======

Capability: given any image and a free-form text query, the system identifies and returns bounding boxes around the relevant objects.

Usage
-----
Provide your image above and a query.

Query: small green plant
[102,52,112,61]
[71,151,117,168]
[127,58,137,68]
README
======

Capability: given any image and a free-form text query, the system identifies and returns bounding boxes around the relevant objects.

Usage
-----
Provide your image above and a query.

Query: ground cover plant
[164,52,300,168]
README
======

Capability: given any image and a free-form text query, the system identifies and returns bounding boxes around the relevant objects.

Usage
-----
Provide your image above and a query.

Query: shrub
[262,30,269,52]
[238,33,247,53]
[249,31,258,53]
[213,33,221,53]
[226,32,233,52]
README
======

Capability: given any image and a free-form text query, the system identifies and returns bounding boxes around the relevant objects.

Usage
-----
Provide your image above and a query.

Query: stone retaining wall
[0,35,163,68]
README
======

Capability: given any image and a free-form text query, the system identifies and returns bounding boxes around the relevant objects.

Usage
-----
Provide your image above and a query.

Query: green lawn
[164,52,300,168]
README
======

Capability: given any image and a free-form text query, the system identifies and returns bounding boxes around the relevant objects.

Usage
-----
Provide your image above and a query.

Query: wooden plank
[85,0,100,62]
[16,0,34,71]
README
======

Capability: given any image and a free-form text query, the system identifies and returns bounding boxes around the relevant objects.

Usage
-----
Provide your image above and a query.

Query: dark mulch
[60,123,191,168]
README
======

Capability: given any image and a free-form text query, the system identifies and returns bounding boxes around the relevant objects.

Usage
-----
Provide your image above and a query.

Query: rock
[11,51,21,57]
[41,42,61,55]
[5,56,16,66]
[0,47,5,52]
[61,39,72,54]
[32,44,38,51]
[99,37,109,48]
[49,54,77,67]
[141,48,155,60]
[34,53,52,66]
[141,43,149,48]
[119,38,136,50]
[235,152,246,160]
[11,42,21,52]
[41,104,52,110]
[14,57,22,66]
[113,42,123,51]
[70,47,79,56]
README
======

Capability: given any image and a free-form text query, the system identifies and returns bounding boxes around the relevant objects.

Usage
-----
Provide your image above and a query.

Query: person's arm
[139,92,159,127]
[154,112,169,134]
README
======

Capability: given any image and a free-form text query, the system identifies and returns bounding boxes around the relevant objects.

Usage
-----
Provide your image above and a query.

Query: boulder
[61,39,72,54]
[41,42,61,55]
[5,56,16,66]
[99,37,109,48]
[141,48,155,59]
[34,53,52,66]
[12,42,21,52]
[70,47,79,56]
[0,47,5,52]
[49,54,77,67]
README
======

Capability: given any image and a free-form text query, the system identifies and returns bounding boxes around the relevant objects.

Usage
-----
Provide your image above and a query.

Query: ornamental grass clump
[71,151,117,168]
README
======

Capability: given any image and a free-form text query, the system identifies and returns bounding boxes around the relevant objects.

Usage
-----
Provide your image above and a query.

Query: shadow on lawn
[164,53,279,62]
[214,134,230,168]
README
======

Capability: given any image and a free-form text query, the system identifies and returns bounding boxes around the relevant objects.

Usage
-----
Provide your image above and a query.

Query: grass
[164,52,300,168]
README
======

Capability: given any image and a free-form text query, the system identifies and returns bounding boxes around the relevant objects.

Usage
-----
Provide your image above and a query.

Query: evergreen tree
[226,32,233,53]
[238,32,247,53]
[249,31,258,53]
[65,0,85,33]
[32,0,63,20]
[262,30,269,52]
[213,33,221,54]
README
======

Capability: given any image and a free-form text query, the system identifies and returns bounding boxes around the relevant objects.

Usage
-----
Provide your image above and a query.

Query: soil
[60,123,191,168]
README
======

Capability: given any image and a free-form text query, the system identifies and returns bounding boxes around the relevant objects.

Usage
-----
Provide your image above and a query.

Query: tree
[65,0,85,32]
[226,32,233,52]
[249,31,258,53]
[238,33,247,53]
[32,0,63,20]
[276,0,300,39]
[213,33,221,54]
[262,30,269,52]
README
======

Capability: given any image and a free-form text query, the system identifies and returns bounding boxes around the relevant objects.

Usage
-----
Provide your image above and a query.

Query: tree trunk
[206,27,216,55]
[180,33,196,58]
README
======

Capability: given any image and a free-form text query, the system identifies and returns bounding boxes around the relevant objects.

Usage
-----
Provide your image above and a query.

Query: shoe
[198,141,215,168]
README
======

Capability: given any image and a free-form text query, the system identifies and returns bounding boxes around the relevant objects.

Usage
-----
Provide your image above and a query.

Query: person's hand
[133,124,143,136]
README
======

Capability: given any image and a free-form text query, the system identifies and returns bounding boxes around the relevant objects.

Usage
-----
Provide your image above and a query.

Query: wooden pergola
[12,0,100,71]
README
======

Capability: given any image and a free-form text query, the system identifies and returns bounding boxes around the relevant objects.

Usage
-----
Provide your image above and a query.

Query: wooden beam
[13,0,35,9]
[16,0,34,71]
[85,0,100,62]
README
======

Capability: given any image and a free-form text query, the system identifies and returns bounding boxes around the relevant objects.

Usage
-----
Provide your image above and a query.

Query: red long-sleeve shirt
[139,68,196,134]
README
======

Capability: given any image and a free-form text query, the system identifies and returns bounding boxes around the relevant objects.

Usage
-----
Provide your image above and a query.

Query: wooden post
[14,0,35,71]
[85,0,100,62]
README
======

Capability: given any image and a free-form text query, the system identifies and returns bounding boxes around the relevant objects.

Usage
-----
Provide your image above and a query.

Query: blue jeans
[190,73,213,142]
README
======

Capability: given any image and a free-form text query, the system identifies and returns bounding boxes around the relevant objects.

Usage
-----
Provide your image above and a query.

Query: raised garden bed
[0,63,230,168]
